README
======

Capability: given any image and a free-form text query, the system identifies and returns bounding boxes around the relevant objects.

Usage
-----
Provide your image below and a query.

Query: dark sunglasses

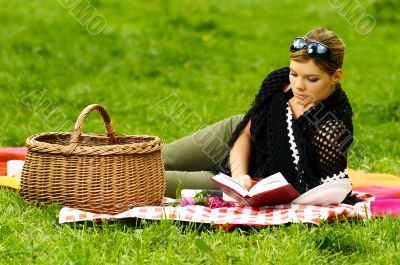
[290,37,339,65]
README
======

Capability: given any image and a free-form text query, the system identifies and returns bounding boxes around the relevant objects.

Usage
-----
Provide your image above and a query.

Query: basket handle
[63,104,119,156]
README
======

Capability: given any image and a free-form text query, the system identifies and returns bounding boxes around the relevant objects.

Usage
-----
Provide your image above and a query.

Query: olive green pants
[162,114,245,198]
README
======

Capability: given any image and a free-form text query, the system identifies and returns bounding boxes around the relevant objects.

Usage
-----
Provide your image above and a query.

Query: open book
[210,173,352,206]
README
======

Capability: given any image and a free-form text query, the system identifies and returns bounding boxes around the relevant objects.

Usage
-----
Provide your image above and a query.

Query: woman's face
[289,59,342,106]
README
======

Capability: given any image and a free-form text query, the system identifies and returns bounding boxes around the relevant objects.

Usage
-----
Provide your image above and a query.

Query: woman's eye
[308,78,319,82]
[290,72,297,77]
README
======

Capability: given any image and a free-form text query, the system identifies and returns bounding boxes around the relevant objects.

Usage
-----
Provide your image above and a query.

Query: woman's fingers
[238,174,252,190]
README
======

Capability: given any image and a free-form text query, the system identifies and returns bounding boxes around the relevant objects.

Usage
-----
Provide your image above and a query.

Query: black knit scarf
[226,67,354,194]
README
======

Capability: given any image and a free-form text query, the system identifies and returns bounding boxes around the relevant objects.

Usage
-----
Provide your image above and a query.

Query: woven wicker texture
[20,104,166,214]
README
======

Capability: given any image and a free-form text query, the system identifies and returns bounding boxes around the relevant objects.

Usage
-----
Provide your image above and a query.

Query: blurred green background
[0,0,399,174]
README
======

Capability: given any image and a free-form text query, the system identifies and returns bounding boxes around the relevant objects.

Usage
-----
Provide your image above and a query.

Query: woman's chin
[295,96,310,104]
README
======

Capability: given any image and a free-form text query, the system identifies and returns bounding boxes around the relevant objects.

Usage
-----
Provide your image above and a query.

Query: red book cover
[210,174,300,206]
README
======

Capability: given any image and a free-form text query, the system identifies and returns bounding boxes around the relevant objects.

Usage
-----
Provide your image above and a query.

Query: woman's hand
[232,174,252,190]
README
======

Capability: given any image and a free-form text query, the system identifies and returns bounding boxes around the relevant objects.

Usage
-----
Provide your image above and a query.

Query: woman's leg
[164,171,214,198]
[162,114,245,197]
[162,114,245,171]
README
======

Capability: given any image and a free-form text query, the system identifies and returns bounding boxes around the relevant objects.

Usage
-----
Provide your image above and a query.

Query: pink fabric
[0,147,27,155]
[353,186,400,217]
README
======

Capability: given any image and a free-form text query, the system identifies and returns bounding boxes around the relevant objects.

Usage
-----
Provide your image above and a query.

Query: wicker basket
[20,104,166,214]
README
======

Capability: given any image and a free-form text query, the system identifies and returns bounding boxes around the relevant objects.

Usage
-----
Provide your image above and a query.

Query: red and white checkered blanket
[59,192,373,227]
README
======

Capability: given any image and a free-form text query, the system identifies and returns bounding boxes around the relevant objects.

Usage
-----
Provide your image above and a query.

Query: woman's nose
[294,78,305,91]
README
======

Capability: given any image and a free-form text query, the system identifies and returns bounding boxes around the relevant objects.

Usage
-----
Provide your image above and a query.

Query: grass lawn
[1,0,399,264]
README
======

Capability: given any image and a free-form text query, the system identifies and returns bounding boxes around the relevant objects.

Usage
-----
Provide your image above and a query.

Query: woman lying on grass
[162,27,358,203]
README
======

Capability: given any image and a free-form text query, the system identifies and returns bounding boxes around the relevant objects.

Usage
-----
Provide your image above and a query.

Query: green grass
[0,0,399,264]
[1,190,399,264]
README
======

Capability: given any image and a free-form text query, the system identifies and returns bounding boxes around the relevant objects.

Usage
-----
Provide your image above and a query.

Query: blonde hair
[290,28,345,75]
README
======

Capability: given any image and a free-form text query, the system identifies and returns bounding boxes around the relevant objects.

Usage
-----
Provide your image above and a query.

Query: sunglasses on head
[290,37,339,65]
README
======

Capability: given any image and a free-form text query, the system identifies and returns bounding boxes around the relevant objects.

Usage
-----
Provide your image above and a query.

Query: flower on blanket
[180,197,197,206]
[178,190,235,208]
[175,182,235,208]
[207,196,235,209]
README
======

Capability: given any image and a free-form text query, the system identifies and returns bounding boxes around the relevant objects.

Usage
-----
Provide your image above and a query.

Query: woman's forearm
[229,121,252,179]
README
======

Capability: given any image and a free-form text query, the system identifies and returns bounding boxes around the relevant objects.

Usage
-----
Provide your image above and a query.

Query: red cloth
[0,147,27,175]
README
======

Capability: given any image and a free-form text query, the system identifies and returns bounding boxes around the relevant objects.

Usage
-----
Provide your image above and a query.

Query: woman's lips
[293,92,308,100]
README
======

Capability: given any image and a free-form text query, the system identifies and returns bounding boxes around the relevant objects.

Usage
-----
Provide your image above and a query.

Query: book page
[248,172,288,197]
[212,173,249,197]
[291,179,352,205]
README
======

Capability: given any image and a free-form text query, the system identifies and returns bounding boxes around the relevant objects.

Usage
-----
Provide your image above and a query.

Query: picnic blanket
[353,186,400,217]
[1,147,399,226]
[0,147,26,190]
[58,192,372,227]
[0,147,26,176]
[348,168,400,217]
